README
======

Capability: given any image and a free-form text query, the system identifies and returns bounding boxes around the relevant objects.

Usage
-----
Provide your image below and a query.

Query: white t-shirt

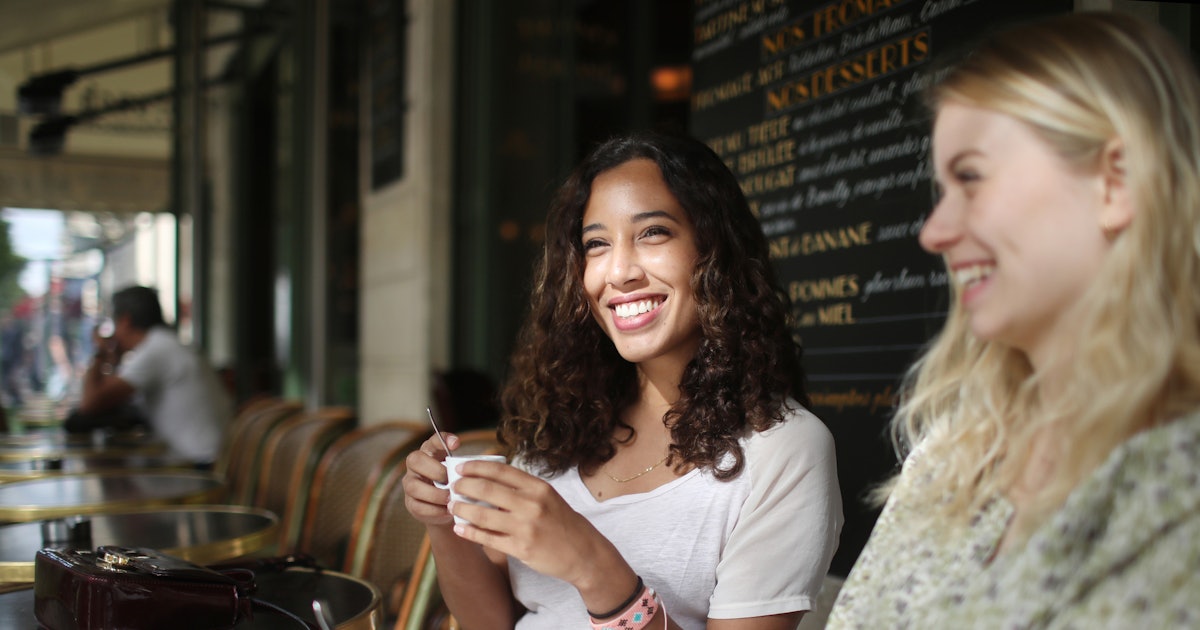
[508,402,842,630]
[117,327,231,463]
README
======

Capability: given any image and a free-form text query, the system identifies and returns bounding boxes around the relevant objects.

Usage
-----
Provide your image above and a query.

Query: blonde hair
[887,12,1200,536]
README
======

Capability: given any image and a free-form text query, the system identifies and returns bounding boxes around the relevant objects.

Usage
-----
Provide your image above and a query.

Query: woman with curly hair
[827,12,1200,628]
[403,130,842,629]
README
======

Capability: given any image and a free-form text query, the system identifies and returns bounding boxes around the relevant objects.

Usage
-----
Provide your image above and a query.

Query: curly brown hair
[499,130,807,480]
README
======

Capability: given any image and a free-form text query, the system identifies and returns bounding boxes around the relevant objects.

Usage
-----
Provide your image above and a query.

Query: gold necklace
[605,454,670,483]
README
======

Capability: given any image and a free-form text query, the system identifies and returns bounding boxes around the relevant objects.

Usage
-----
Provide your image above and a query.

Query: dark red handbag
[33,546,254,630]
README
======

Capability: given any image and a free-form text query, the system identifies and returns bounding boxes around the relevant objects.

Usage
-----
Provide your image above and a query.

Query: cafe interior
[0,0,1193,628]
[0,0,694,627]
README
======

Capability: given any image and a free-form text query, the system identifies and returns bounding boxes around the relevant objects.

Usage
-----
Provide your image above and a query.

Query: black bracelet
[587,575,644,620]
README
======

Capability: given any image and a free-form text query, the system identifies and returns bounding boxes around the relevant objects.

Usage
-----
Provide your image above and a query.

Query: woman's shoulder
[744,400,834,449]
[741,399,837,470]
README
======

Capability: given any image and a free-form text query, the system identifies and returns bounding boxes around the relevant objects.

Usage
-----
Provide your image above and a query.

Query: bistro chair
[394,534,444,630]
[297,420,431,570]
[255,407,357,552]
[222,399,304,505]
[344,453,427,623]
[213,396,284,478]
[439,427,503,459]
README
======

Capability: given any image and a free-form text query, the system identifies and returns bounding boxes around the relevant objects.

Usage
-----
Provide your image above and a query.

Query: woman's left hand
[447,459,628,591]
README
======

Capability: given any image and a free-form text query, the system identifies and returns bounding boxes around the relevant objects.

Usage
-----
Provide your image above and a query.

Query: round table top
[0,431,168,462]
[0,585,34,630]
[12,399,68,429]
[0,453,197,482]
[0,471,225,523]
[0,504,278,583]
[233,568,382,629]
[0,505,279,582]
[0,567,380,629]
[14,414,61,429]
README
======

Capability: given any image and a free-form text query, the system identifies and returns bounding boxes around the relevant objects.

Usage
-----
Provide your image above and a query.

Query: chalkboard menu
[689,0,1070,575]
[367,0,407,190]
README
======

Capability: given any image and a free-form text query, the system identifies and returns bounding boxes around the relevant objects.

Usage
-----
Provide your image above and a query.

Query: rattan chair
[212,396,280,481]
[448,428,502,455]
[221,399,304,505]
[344,454,428,622]
[394,534,444,630]
[254,407,357,552]
[297,420,431,570]
[358,428,501,628]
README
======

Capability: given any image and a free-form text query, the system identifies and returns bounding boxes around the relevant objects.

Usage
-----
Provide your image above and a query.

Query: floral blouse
[827,409,1200,629]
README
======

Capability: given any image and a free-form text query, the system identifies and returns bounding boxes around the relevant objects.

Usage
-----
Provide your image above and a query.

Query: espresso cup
[435,454,507,525]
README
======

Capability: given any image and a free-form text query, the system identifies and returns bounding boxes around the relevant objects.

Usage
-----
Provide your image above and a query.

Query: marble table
[0,505,279,582]
[0,471,225,523]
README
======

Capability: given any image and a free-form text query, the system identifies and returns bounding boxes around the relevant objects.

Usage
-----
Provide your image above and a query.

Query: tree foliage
[0,219,28,311]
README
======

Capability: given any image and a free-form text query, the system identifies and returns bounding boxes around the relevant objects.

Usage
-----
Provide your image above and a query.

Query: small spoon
[312,598,335,630]
[427,407,453,454]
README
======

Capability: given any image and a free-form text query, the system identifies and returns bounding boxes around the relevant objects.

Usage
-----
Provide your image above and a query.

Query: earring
[1101,218,1120,241]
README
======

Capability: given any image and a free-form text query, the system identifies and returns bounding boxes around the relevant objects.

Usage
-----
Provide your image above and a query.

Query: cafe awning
[0,148,168,214]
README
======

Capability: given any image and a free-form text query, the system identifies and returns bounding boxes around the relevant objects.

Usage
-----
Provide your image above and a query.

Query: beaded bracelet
[588,581,666,630]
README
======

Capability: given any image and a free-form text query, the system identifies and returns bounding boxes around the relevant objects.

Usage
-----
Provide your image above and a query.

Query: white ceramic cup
[435,454,507,525]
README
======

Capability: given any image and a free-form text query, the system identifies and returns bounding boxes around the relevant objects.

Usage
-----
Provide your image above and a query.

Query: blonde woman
[828,12,1200,628]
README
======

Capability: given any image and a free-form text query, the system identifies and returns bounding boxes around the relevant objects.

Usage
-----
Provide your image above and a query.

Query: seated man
[68,286,231,466]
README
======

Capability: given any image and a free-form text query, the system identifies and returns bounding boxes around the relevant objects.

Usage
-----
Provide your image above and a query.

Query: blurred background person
[1,310,27,409]
[67,285,231,467]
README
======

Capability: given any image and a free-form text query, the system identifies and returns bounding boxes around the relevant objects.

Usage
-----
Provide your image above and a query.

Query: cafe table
[0,584,33,630]
[0,505,279,583]
[0,567,380,629]
[233,567,382,629]
[0,453,196,482]
[0,430,168,463]
[11,397,67,430]
[0,471,225,523]
[13,412,62,430]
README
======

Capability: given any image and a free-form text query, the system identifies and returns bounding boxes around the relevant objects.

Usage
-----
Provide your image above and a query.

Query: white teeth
[614,299,662,318]
[954,264,995,288]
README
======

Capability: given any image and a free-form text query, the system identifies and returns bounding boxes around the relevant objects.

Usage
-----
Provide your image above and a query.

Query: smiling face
[920,102,1112,370]
[581,158,702,374]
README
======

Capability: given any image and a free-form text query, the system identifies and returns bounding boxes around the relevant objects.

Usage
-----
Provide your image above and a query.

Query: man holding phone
[66,286,230,467]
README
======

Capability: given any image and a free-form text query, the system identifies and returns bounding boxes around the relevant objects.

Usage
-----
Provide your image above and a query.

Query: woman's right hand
[401,432,460,526]
[402,432,521,629]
